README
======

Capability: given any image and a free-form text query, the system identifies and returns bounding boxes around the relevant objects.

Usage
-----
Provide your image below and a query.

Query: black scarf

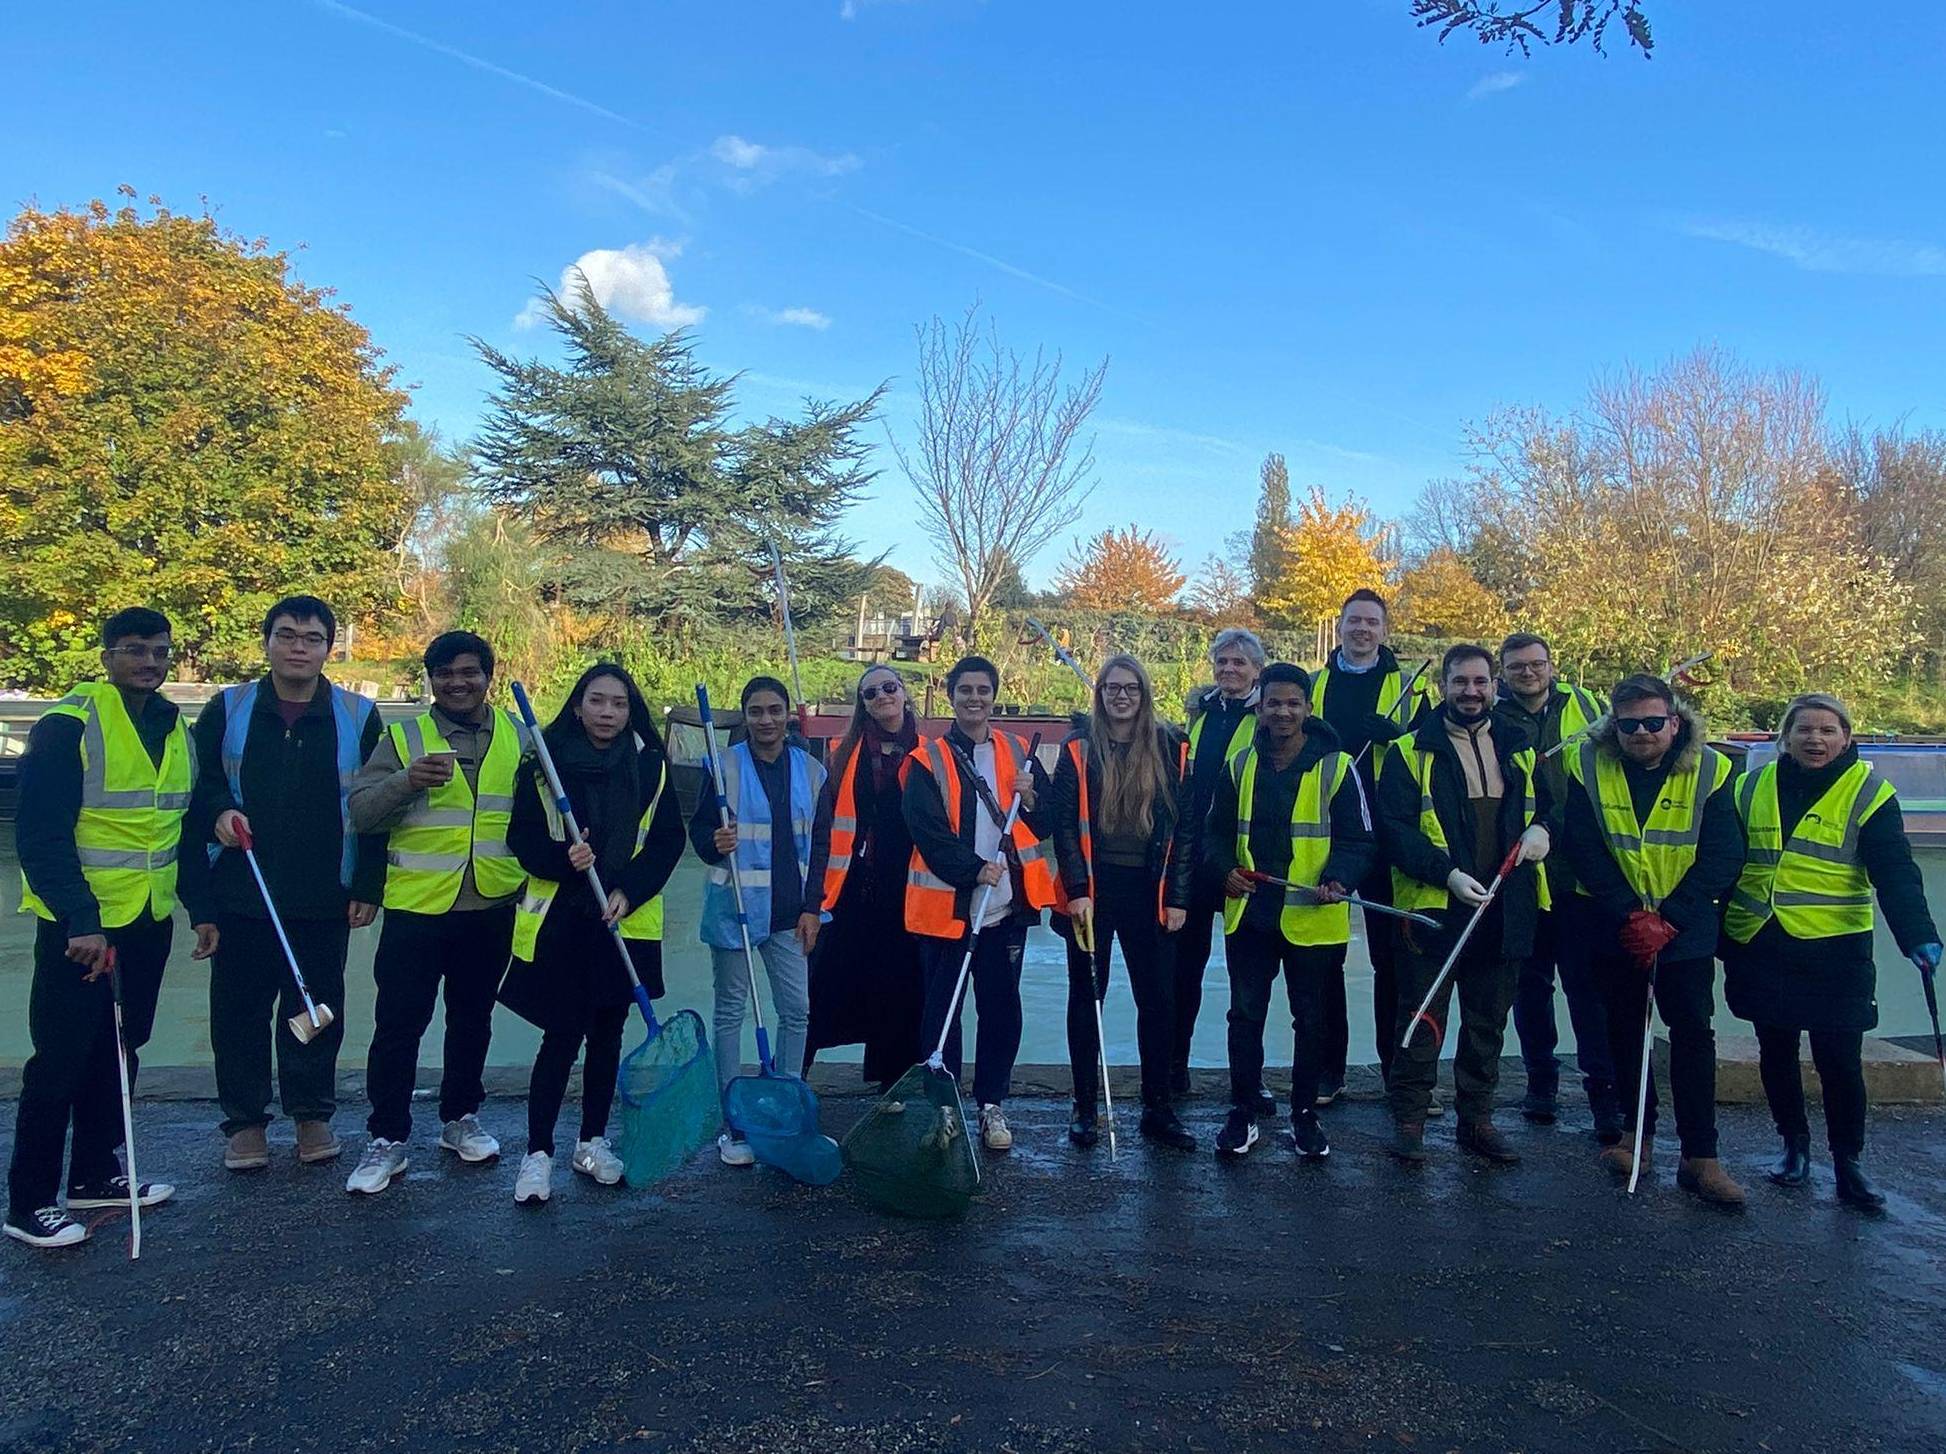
[548,730,641,907]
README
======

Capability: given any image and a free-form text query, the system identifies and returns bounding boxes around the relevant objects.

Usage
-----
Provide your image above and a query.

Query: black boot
[1768,1134,1811,1187]
[1169,1064,1192,1098]
[1140,1106,1197,1151]
[1068,1104,1099,1148]
[1833,1154,1886,1212]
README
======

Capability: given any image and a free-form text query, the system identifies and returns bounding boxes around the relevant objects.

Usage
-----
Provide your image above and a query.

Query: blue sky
[7,1,1945,592]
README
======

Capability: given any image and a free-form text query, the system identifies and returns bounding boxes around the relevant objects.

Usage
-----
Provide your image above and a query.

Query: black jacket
[1313,645,1431,763]
[1204,717,1375,935]
[15,689,212,935]
[190,677,387,921]
[901,726,1053,928]
[1376,704,1558,960]
[1562,707,1743,965]
[1048,720,1197,913]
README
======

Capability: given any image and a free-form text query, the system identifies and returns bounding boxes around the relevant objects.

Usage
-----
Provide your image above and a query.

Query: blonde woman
[1050,655,1198,1150]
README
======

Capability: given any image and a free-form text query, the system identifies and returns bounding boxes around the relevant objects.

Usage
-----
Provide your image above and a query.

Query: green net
[616,1008,718,1187]
[841,1062,983,1219]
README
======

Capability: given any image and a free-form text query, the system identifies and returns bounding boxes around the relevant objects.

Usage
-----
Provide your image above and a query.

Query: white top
[969,737,1013,927]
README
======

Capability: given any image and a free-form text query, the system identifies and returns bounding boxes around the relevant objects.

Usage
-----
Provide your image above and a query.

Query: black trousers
[1388,938,1516,1124]
[1169,869,1225,1075]
[1225,923,1342,1113]
[8,915,170,1220]
[365,905,515,1143]
[211,910,349,1135]
[1064,862,1177,1111]
[1513,908,1620,1114]
[1598,953,1719,1159]
[1755,1023,1868,1158]
[919,921,1026,1107]
[527,1004,630,1156]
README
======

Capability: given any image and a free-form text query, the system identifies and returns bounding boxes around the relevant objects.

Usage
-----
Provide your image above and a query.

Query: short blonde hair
[1778,692,1853,742]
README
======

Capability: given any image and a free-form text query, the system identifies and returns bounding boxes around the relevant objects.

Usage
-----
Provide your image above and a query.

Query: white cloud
[708,133,861,189]
[1681,219,1946,277]
[1466,70,1526,101]
[516,240,705,330]
[771,307,833,330]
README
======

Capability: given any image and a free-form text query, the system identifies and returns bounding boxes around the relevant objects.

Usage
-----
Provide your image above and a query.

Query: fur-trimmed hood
[1584,694,1708,772]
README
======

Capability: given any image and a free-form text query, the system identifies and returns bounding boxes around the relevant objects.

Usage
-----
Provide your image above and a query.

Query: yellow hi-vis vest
[1384,736,1540,914]
[1724,760,1895,943]
[1312,660,1430,730]
[1565,741,1731,909]
[381,709,527,913]
[511,758,669,959]
[1222,743,1351,945]
[19,682,195,928]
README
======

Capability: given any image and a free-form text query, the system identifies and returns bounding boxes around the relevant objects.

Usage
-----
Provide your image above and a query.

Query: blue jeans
[710,932,810,1100]
[1512,909,1619,1116]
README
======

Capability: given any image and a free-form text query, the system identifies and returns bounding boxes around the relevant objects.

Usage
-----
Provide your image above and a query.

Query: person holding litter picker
[1378,643,1554,1166]
[1204,663,1375,1163]
[690,675,827,1168]
[1050,654,1198,1152]
[500,664,684,1205]
[193,594,383,1175]
[9,607,215,1249]
[1562,674,1744,1206]
[904,654,1057,1153]
[1723,692,1940,1213]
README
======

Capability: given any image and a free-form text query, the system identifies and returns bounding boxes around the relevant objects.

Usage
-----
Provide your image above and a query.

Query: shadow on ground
[3,1080,1944,1454]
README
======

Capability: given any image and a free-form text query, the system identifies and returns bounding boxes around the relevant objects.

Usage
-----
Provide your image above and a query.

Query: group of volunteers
[8,585,1939,1248]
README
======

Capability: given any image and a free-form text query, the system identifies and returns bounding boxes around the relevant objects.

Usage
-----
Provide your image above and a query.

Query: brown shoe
[1677,1156,1747,1209]
[296,1120,342,1165]
[224,1126,270,1172]
[1599,1137,1651,1179]
[1456,1119,1520,1165]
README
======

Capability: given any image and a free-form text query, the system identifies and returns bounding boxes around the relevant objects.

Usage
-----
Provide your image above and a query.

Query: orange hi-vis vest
[904,731,1056,938]
[1050,733,1187,926]
[821,742,865,913]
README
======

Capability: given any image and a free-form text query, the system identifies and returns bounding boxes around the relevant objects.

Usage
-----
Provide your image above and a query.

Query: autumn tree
[1257,486,1395,628]
[1395,549,1508,638]
[1833,424,1946,643]
[1185,554,1254,622]
[0,193,412,687]
[1054,525,1187,612]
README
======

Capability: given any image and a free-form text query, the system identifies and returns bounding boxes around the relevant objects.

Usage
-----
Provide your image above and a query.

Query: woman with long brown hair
[803,665,925,1092]
[1050,654,1199,1150]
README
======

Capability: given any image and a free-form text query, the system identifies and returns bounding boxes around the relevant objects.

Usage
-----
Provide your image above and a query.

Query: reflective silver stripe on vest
[398,809,473,829]
[475,794,515,813]
[154,791,192,812]
[832,815,857,833]
[1017,839,1048,863]
[1774,890,1874,909]
[76,846,176,869]
[1730,887,1770,917]
[827,854,853,872]
[740,822,774,842]
[473,842,517,859]
[399,717,428,759]
[908,867,956,892]
[388,849,467,871]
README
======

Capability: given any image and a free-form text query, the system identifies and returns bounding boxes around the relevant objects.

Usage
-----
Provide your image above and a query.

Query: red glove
[1619,909,1678,966]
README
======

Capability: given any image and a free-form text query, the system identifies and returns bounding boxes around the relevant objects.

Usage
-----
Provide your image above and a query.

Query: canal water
[3,841,1942,1074]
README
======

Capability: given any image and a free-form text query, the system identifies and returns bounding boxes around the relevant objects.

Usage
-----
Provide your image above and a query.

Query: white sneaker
[514,1151,553,1204]
[980,1103,1013,1151]
[5,1207,88,1248]
[717,1132,756,1168]
[440,1114,500,1163]
[571,1137,623,1186]
[345,1138,408,1195]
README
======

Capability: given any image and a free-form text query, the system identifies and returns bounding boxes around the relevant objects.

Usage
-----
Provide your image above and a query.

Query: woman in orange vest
[1050,654,1198,1151]
[803,665,924,1093]
[902,654,1056,1152]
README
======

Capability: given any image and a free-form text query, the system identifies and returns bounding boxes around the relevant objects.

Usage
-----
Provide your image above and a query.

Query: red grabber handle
[232,816,255,852]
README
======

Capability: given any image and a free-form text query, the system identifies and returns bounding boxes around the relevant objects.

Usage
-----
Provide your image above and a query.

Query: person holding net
[500,664,684,1204]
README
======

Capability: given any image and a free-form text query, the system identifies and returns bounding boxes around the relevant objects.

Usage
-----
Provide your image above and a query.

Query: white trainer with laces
[440,1114,500,1163]
[344,1138,408,1196]
[979,1103,1013,1151]
[514,1151,553,1204]
[717,1132,756,1168]
[571,1137,624,1186]
[5,1207,88,1248]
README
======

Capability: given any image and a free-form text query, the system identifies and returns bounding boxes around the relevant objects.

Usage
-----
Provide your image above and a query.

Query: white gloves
[1446,868,1489,907]
[1515,825,1551,866]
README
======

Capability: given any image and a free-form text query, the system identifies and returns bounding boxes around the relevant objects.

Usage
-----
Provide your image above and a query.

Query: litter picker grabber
[1352,658,1432,773]
[105,947,141,1260]
[1916,957,1946,1103]
[1070,904,1117,1160]
[510,682,715,1185]
[768,541,811,735]
[1234,870,1440,929]
[1628,951,1660,1196]
[1399,840,1523,1052]
[1544,652,1716,761]
[233,822,336,1045]
[698,684,842,1186]
[1026,617,1094,693]
[843,732,1044,1216]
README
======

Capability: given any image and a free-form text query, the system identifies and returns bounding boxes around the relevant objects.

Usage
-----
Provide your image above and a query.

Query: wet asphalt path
[3,1085,1944,1453]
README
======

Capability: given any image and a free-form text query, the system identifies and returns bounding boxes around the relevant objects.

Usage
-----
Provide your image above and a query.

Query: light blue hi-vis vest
[215,679,378,887]
[699,741,826,950]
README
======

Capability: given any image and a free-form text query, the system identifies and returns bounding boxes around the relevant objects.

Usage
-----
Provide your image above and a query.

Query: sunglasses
[1616,716,1669,735]
[859,680,902,702]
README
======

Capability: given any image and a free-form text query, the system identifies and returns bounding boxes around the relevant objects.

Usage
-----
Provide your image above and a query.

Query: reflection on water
[3,842,1942,1072]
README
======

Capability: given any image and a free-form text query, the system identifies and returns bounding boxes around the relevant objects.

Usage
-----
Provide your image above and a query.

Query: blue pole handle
[631,981,657,1029]
[510,679,537,726]
[754,1024,773,1074]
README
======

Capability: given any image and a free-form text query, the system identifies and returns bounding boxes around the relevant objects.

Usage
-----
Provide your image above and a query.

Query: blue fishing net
[615,1008,718,1187]
[724,1069,843,1185]
[841,1063,983,1219]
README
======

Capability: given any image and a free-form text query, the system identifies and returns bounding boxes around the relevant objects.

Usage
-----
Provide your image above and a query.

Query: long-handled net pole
[697,685,777,1074]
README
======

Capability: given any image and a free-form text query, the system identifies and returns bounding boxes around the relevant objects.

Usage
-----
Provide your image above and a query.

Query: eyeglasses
[859,680,902,702]
[1503,660,1551,674]
[271,629,328,649]
[108,645,172,662]
[1616,716,1669,735]
[1099,683,1143,699]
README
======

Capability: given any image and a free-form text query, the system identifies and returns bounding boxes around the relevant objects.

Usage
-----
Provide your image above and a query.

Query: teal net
[841,1063,983,1219]
[615,1008,718,1187]
[724,1069,843,1185]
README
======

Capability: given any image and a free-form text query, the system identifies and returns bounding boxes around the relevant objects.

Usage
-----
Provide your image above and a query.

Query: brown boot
[1456,1119,1520,1165]
[224,1125,270,1172]
[1598,1136,1649,1179]
[1678,1156,1747,1209]
[296,1120,342,1165]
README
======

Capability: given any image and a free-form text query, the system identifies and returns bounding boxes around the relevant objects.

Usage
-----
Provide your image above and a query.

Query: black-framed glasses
[108,644,173,662]
[271,629,328,649]
[1099,682,1143,699]
[1616,715,1669,735]
[1503,659,1551,674]
[859,680,903,702]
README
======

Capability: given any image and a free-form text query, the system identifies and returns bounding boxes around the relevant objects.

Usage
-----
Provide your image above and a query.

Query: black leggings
[1755,1023,1869,1158]
[527,1005,629,1156]
[1065,862,1177,1110]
